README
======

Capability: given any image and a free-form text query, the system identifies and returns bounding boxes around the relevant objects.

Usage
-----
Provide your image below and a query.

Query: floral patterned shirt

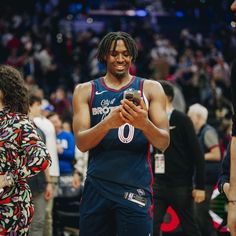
[0,108,51,235]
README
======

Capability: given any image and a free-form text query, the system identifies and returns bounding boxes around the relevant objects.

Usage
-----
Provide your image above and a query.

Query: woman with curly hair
[0,65,51,235]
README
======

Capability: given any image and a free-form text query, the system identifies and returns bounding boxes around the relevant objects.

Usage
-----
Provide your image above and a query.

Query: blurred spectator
[24,74,39,93]
[74,148,89,186]
[28,95,54,236]
[62,119,73,132]
[33,102,60,236]
[188,103,221,236]
[47,112,76,177]
[34,43,59,95]
[50,86,72,120]
[47,112,81,235]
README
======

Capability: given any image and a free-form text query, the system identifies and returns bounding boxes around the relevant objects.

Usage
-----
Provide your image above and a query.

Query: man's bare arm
[120,80,169,152]
[72,83,124,152]
[143,80,170,151]
[228,137,236,236]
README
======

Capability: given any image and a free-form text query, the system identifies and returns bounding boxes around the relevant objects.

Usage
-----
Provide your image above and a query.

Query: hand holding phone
[123,90,141,106]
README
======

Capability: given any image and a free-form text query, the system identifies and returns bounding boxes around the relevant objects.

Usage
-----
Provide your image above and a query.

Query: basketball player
[72,31,170,236]
[226,2,236,235]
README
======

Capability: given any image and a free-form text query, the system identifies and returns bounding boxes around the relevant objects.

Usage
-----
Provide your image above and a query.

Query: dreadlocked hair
[97,31,138,63]
[0,65,29,114]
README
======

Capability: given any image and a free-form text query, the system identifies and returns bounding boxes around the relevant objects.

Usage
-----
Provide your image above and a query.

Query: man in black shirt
[153,80,205,236]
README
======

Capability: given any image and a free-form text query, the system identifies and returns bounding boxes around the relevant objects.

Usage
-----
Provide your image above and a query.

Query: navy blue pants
[79,180,153,236]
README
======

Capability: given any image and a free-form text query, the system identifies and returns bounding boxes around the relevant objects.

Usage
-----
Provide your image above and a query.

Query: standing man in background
[72,31,170,236]
[188,103,221,236]
[33,104,60,236]
[153,80,205,236]
[28,95,54,236]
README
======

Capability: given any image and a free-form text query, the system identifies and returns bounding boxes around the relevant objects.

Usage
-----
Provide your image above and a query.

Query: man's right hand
[104,106,125,129]
[72,172,81,189]
[44,183,53,200]
[192,189,205,203]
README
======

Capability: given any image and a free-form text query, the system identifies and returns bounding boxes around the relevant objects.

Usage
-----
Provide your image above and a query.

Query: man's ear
[103,55,107,62]
[0,90,5,108]
[0,90,3,100]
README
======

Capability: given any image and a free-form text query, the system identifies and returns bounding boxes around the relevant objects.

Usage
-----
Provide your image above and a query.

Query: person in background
[33,101,60,236]
[153,80,205,236]
[72,31,170,236]
[47,111,81,234]
[50,86,72,120]
[28,95,54,236]
[188,103,221,236]
[59,116,84,188]
[0,64,51,234]
[47,112,76,177]
[73,148,88,187]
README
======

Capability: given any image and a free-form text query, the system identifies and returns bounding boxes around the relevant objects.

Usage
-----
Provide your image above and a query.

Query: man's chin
[114,72,126,79]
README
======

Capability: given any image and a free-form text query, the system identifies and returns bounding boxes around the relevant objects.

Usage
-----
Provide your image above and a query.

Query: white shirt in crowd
[34,116,60,177]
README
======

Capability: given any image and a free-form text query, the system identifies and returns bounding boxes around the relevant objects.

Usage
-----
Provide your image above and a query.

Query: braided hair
[0,65,29,114]
[97,31,138,63]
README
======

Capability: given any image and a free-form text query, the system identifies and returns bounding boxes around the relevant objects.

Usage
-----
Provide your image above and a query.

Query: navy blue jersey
[88,76,153,194]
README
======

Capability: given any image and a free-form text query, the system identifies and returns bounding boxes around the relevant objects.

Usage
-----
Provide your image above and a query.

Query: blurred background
[1,0,235,235]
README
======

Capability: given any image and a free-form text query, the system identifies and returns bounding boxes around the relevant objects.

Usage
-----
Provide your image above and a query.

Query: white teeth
[116,66,125,69]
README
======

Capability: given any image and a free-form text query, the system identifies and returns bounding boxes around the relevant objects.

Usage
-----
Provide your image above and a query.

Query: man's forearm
[142,119,169,152]
[75,120,110,152]
[44,167,52,183]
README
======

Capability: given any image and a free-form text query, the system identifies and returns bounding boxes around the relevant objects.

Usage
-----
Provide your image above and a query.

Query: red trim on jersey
[100,76,136,92]
[147,143,154,217]
[140,79,144,96]
[89,81,95,110]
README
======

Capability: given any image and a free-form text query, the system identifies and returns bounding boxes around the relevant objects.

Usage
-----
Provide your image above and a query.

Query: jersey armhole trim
[89,81,95,110]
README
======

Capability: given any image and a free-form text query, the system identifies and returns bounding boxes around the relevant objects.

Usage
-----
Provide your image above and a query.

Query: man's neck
[104,73,132,90]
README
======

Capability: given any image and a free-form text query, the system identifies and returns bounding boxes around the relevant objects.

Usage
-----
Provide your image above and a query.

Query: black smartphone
[124,90,141,106]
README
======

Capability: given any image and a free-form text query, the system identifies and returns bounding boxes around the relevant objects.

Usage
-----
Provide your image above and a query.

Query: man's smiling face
[105,39,133,80]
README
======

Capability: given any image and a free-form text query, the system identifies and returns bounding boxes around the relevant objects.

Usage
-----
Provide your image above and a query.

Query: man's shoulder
[73,81,94,102]
[204,125,218,137]
[142,79,163,91]
[74,81,93,91]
